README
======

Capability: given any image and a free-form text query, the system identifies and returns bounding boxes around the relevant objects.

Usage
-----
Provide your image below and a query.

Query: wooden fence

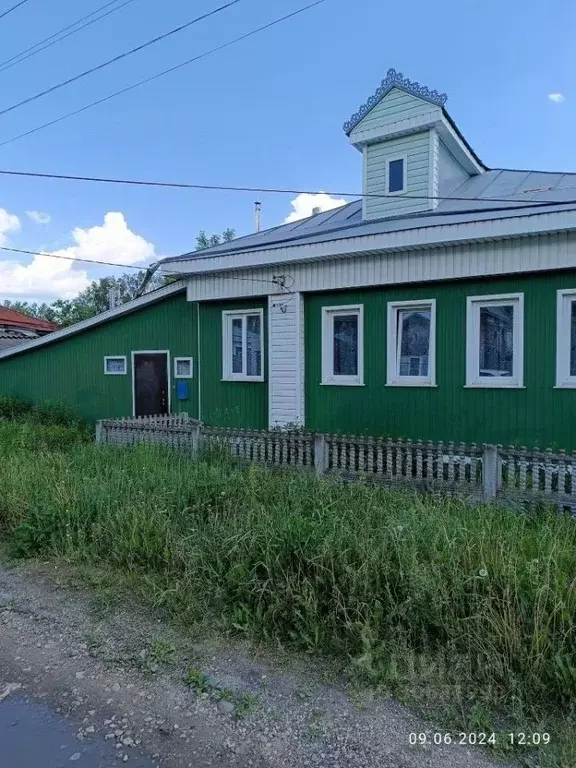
[95,415,576,511]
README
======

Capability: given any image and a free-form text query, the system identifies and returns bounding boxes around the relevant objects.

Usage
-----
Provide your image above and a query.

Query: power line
[0,245,150,271]
[0,0,30,21]
[0,0,243,118]
[0,0,140,75]
[0,1,327,148]
[0,245,278,283]
[0,166,573,208]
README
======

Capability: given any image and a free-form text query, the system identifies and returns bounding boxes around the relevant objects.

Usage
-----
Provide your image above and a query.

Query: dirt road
[0,560,511,768]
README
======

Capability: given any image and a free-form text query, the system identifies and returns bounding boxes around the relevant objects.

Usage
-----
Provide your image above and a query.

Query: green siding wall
[305,272,576,450]
[0,292,199,423]
[198,298,268,429]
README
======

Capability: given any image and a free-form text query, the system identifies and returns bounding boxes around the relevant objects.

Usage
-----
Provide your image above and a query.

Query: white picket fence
[95,415,575,510]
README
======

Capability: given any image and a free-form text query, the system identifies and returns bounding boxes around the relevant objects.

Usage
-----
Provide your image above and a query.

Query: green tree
[195,228,235,250]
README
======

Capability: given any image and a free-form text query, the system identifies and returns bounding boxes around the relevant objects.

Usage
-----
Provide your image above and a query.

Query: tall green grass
[0,420,575,750]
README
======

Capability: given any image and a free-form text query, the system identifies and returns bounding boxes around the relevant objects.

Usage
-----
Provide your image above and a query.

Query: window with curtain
[387,300,435,386]
[322,305,363,385]
[466,294,523,388]
[222,310,264,381]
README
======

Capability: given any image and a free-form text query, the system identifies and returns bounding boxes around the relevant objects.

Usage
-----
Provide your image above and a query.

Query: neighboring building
[0,307,58,351]
[1,69,576,448]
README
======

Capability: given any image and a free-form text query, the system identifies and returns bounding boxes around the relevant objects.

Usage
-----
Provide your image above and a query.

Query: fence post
[482,444,499,501]
[314,434,327,475]
[95,420,103,444]
[191,423,202,457]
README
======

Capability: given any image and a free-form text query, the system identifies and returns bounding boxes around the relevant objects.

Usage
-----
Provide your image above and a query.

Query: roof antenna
[254,201,261,233]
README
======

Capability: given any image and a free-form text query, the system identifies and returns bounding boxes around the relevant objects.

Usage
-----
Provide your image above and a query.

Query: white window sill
[464,383,525,389]
[104,371,127,376]
[554,383,576,389]
[174,376,193,380]
[386,380,437,388]
[320,380,365,387]
[221,376,264,383]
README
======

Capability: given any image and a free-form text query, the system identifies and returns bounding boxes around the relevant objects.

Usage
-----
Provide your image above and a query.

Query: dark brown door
[133,353,169,417]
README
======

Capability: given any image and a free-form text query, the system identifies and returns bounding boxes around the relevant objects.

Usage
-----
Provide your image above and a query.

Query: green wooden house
[2,69,576,448]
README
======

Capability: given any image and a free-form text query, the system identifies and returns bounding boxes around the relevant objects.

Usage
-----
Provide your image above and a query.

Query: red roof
[0,307,59,332]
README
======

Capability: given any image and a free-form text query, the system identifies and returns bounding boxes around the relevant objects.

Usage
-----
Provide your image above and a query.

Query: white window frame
[104,355,127,375]
[222,308,264,382]
[173,357,194,379]
[556,288,576,388]
[385,154,407,195]
[465,293,524,388]
[387,299,436,387]
[321,304,364,386]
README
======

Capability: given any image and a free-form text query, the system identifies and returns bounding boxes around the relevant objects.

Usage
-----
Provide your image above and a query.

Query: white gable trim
[0,280,187,361]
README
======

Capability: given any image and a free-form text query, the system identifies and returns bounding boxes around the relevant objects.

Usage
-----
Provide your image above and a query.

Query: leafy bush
[0,395,34,421]
[0,395,89,435]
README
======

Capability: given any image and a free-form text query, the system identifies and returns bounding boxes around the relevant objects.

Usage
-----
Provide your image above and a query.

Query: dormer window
[386,156,407,194]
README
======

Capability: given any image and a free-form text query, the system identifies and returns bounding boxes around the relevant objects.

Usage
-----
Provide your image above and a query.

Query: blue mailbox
[176,380,189,401]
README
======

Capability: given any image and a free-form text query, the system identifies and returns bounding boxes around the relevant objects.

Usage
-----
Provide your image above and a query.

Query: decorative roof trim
[343,68,448,135]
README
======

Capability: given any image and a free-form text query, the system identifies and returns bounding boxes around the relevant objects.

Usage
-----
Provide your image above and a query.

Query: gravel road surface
[0,560,512,768]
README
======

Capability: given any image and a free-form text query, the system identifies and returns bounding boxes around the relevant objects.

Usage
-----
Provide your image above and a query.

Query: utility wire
[0,1,327,148]
[0,166,573,208]
[0,245,278,283]
[0,0,243,118]
[0,245,150,271]
[0,0,140,75]
[0,0,29,21]
[0,0,124,68]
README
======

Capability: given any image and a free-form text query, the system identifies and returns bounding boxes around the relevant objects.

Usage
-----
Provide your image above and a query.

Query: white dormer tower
[344,69,485,220]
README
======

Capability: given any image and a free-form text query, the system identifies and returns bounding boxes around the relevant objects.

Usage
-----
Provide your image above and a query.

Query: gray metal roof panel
[160,169,576,265]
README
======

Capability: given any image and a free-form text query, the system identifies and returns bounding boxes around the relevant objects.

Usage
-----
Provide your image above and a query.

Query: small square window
[174,357,193,378]
[222,309,264,381]
[466,294,524,388]
[387,300,436,386]
[386,156,406,194]
[556,289,576,387]
[104,356,127,375]
[322,305,364,385]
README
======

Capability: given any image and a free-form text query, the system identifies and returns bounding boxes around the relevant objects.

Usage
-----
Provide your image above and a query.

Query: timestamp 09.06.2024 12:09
[408,732,551,747]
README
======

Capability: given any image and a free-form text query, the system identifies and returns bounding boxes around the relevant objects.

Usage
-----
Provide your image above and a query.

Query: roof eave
[0,280,187,362]
[161,206,576,277]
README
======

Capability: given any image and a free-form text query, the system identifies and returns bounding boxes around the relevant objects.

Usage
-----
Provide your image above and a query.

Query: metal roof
[0,328,39,350]
[161,169,576,265]
[0,307,59,332]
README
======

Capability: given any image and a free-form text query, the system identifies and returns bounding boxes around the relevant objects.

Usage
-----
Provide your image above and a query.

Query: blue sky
[0,0,574,301]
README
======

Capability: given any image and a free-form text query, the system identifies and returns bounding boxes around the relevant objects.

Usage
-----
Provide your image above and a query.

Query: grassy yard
[0,403,574,766]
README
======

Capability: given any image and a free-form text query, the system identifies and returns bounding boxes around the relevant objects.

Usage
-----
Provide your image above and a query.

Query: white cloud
[0,207,20,246]
[284,192,347,223]
[0,211,155,300]
[54,212,155,268]
[548,93,565,103]
[26,210,51,225]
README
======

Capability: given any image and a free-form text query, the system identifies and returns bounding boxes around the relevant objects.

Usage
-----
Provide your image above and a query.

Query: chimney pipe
[108,288,118,310]
[312,206,321,215]
[254,201,261,232]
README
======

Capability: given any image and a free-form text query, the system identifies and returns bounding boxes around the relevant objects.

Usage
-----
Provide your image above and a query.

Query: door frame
[131,349,171,417]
